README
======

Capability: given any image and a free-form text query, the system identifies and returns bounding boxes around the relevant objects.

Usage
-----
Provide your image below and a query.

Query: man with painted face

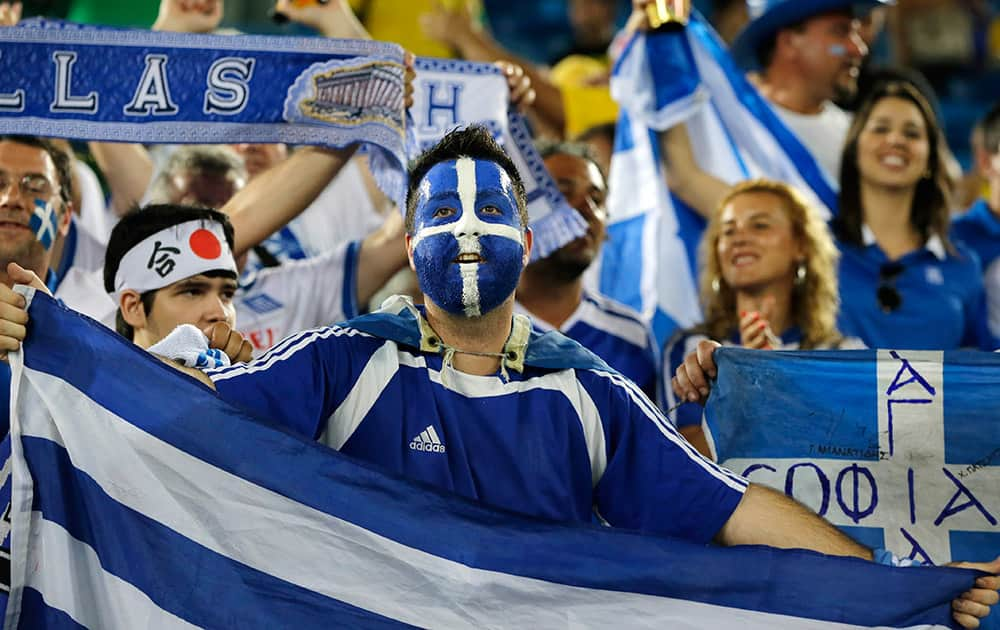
[149,126,917,561]
[516,141,658,400]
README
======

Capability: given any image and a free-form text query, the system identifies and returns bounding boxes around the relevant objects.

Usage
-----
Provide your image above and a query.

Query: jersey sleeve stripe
[592,370,748,493]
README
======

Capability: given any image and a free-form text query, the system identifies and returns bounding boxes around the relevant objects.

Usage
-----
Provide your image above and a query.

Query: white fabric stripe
[606,369,747,489]
[25,514,200,629]
[420,429,431,443]
[210,326,361,382]
[15,368,932,630]
[323,341,399,450]
[592,370,747,492]
[578,297,650,348]
[426,426,442,445]
[396,352,607,486]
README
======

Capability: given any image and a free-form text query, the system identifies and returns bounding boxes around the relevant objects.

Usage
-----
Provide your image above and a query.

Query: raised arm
[223,145,358,258]
[87,142,155,216]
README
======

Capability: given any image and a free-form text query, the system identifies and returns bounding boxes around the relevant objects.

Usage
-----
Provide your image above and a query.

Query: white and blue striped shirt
[209,298,747,542]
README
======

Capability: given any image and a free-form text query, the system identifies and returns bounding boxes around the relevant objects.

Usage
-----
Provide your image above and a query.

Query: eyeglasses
[0,171,55,199]
[877,262,904,313]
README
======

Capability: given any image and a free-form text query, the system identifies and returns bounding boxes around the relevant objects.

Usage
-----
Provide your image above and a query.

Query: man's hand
[948,557,1000,629]
[419,0,477,50]
[495,61,536,113]
[671,338,720,405]
[206,321,253,364]
[273,0,368,39]
[0,2,22,27]
[0,262,48,361]
[152,0,223,33]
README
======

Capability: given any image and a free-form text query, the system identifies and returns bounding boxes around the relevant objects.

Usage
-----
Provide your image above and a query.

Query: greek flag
[0,19,409,205]
[0,291,983,628]
[601,13,838,345]
[706,348,1000,568]
[409,58,585,260]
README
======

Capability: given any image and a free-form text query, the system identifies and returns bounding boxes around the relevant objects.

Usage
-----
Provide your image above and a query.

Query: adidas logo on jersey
[409,425,446,453]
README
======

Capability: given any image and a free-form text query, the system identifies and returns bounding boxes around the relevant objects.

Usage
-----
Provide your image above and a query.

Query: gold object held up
[645,0,691,29]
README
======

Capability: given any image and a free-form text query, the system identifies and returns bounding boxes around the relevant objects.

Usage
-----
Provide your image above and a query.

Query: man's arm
[87,143,154,216]
[223,145,357,258]
[355,211,407,310]
[717,483,872,559]
[658,125,731,220]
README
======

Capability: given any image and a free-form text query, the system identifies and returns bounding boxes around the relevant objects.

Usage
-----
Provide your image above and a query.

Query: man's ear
[119,289,148,330]
[57,200,73,237]
[522,227,533,265]
[404,233,417,272]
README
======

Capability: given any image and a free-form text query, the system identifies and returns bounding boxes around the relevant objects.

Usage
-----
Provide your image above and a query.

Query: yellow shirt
[549,54,618,138]
[349,0,482,58]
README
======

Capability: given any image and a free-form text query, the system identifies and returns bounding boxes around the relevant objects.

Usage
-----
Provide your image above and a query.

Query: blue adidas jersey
[0,435,10,616]
[209,300,747,543]
[952,200,1000,341]
[518,291,659,401]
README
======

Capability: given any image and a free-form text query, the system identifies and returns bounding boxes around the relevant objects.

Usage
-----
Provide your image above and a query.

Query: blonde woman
[662,179,862,456]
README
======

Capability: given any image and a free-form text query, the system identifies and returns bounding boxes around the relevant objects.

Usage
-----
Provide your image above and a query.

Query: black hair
[834,81,953,252]
[0,134,74,206]
[104,203,237,340]
[535,138,608,188]
[404,125,528,233]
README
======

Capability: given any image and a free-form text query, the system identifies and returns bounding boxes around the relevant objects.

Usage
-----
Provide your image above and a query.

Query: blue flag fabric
[0,292,984,628]
[706,348,1000,569]
[0,19,409,205]
[601,13,839,345]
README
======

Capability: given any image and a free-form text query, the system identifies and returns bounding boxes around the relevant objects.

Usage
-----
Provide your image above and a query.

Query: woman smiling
[662,178,860,456]
[834,81,996,350]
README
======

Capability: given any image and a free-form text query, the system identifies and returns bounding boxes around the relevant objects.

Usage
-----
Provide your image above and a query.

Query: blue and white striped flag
[706,348,1000,568]
[601,13,839,346]
[2,292,983,628]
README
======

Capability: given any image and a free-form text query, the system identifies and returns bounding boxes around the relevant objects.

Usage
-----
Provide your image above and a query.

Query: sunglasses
[877,262,904,313]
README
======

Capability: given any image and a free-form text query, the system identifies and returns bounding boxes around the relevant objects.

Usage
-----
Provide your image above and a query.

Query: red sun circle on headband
[189,229,222,259]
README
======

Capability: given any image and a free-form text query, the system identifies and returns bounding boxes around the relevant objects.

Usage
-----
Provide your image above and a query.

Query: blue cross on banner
[1,292,982,628]
[706,348,1000,567]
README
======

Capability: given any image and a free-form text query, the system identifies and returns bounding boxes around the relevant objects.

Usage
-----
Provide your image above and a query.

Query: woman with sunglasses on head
[663,178,862,458]
[834,81,996,351]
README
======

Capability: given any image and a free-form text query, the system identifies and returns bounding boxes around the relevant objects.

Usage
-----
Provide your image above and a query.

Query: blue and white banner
[706,348,1000,567]
[0,19,409,205]
[410,57,585,261]
[3,292,981,628]
[601,13,839,345]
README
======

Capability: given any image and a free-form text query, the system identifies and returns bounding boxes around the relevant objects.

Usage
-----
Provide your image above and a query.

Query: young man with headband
[1,127,997,627]
[104,204,252,367]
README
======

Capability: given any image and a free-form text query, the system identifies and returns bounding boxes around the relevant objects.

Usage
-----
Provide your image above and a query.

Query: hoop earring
[711,276,721,294]
[795,262,807,286]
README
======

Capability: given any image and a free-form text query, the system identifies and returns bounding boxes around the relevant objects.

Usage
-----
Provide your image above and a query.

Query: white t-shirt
[236,241,360,356]
[772,101,852,186]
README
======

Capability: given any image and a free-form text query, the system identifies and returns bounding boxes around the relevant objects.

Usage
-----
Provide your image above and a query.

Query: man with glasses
[515,141,659,400]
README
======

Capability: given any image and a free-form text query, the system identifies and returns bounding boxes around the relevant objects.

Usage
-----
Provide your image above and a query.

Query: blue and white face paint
[411,157,525,318]
[29,198,59,251]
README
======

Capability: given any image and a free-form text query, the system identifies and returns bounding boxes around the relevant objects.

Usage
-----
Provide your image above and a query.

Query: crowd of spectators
[0,0,999,625]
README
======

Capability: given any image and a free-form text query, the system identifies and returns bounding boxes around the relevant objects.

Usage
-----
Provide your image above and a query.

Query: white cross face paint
[411,157,525,317]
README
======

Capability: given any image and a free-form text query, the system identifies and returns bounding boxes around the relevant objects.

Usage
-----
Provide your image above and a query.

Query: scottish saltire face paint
[411,158,525,317]
[29,198,58,251]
